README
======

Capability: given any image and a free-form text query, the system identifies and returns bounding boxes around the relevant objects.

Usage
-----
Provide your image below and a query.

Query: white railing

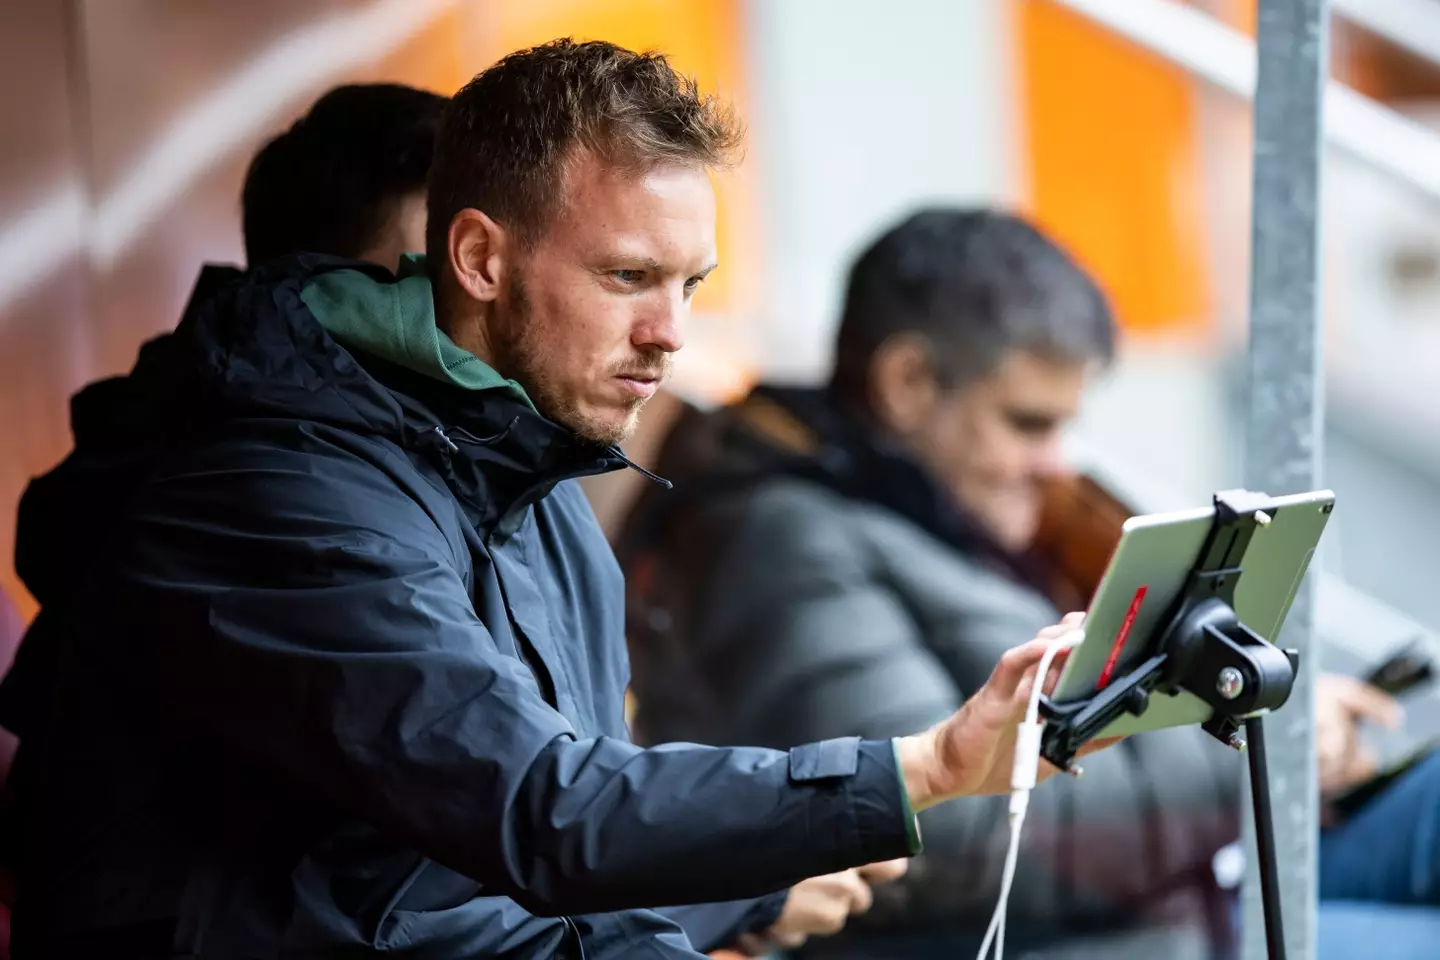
[1052,0,1440,207]
[1334,0,1440,68]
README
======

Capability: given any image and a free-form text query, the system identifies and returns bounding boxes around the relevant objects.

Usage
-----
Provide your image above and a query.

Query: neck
[434,275,501,371]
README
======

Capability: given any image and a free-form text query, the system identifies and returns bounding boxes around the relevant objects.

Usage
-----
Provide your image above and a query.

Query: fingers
[1039,644,1076,696]
[996,614,1087,693]
[1348,745,1379,786]
[801,871,873,938]
[776,869,879,944]
[992,640,1050,702]
[1004,636,1080,706]
[856,858,908,885]
[836,868,874,916]
[1035,613,1085,642]
[1331,676,1403,730]
[770,929,809,950]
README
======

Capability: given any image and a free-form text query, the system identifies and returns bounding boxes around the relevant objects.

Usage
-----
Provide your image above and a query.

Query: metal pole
[1242,1,1328,958]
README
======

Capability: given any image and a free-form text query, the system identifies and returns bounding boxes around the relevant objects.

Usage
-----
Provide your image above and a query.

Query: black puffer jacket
[621,386,1242,955]
[2,259,916,958]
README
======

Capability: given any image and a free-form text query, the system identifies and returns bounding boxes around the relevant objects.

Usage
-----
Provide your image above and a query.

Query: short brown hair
[427,38,743,260]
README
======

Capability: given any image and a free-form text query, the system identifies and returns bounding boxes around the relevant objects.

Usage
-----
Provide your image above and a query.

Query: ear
[868,333,942,436]
[447,208,510,303]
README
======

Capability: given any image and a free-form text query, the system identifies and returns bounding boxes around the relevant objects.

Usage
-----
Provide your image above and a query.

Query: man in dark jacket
[621,209,1245,957]
[5,43,1086,959]
[4,77,905,958]
[0,80,449,957]
[0,80,449,783]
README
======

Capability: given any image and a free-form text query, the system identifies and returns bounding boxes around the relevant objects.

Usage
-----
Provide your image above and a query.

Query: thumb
[856,858,908,885]
[835,868,874,916]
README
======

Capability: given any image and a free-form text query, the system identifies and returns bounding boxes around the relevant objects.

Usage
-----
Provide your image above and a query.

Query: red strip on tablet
[1096,585,1148,690]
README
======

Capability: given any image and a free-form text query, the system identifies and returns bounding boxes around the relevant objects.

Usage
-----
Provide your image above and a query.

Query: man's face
[905,350,1088,552]
[492,154,717,445]
[358,189,428,272]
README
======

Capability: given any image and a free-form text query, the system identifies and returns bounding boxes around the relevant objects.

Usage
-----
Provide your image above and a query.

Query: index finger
[991,638,1054,701]
[856,858,908,886]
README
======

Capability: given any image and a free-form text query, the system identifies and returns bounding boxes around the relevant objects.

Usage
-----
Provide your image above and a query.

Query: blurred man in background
[0,80,448,780]
[622,209,1233,958]
[240,82,442,272]
[0,80,450,960]
[622,207,1440,958]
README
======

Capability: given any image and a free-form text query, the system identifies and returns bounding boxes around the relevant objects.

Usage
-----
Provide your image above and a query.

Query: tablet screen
[1050,490,1335,739]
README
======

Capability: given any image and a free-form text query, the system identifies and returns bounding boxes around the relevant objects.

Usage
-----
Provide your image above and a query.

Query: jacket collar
[175,255,662,539]
[735,386,1051,592]
[351,348,657,538]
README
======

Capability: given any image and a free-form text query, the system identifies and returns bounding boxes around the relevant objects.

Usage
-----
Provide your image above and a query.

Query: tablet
[1049,489,1336,739]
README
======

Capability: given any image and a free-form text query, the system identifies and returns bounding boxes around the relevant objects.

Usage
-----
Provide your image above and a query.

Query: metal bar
[1048,0,1440,209]
[1242,0,1328,957]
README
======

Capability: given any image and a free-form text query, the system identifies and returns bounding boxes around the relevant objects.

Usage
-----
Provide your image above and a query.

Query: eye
[683,275,705,296]
[1007,411,1059,437]
[611,269,644,285]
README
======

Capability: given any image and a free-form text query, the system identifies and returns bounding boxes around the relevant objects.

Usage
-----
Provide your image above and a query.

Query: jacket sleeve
[691,482,1241,924]
[651,893,789,954]
[91,435,915,918]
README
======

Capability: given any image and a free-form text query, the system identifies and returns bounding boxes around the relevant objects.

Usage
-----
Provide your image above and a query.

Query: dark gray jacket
[622,387,1242,950]
[1,262,916,959]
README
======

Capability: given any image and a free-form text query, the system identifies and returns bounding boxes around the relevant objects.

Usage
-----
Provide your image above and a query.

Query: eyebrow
[614,255,718,278]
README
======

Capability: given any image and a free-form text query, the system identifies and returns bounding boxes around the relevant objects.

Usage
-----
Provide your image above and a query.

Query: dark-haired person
[620,208,1239,957]
[0,79,448,954]
[0,82,449,768]
[4,43,1097,959]
[241,81,444,271]
[620,208,1440,959]
[0,77,903,959]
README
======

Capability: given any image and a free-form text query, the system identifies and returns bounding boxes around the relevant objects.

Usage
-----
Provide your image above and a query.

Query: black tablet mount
[1039,489,1316,960]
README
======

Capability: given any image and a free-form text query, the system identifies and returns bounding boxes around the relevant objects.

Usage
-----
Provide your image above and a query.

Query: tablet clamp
[1038,489,1307,960]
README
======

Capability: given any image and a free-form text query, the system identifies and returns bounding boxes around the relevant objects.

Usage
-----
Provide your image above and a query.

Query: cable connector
[977,630,1082,960]
[1012,722,1043,792]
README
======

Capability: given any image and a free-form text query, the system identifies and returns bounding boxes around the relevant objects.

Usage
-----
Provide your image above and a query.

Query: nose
[634,291,686,355]
[1033,432,1068,478]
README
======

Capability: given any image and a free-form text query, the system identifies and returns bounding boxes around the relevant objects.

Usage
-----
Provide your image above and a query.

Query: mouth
[614,375,661,400]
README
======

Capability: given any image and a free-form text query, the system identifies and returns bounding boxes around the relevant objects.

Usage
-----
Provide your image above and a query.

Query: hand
[760,860,908,950]
[896,613,1119,810]
[1316,673,1401,797]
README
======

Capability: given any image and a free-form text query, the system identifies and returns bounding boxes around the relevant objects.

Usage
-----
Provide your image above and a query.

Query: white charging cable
[975,630,1084,960]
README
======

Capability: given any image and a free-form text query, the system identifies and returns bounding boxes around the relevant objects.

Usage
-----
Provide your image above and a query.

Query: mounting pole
[1242,1,1328,957]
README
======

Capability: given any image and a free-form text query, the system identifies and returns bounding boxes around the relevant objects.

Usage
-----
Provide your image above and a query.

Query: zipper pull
[433,425,460,454]
[607,445,671,488]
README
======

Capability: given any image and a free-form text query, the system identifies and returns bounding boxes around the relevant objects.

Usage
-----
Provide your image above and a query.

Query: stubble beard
[496,273,657,447]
